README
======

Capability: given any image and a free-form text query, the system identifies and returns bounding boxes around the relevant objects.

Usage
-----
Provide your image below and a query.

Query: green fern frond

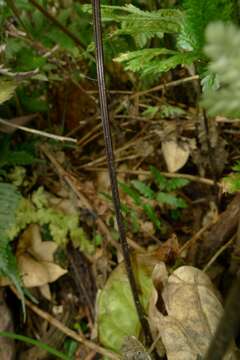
[83,4,182,46]
[178,0,233,52]
[202,22,240,117]
[114,48,176,72]
[115,49,197,76]
[0,182,25,315]
[131,180,155,199]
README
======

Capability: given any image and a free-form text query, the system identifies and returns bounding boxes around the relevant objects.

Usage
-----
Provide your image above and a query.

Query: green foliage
[119,167,189,232]
[0,79,17,105]
[0,331,69,360]
[82,4,182,47]
[112,0,233,79]
[0,182,25,314]
[178,0,233,52]
[9,187,95,255]
[223,161,240,193]
[202,22,240,117]
[0,0,94,113]
[0,136,36,169]
[97,257,154,352]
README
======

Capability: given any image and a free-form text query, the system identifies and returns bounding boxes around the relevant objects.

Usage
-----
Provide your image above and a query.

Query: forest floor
[1,68,240,359]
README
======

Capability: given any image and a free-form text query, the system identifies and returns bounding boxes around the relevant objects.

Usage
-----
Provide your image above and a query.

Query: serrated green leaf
[178,0,232,52]
[157,192,187,208]
[142,203,161,229]
[131,180,155,199]
[150,166,168,191]
[119,181,142,205]
[165,178,189,191]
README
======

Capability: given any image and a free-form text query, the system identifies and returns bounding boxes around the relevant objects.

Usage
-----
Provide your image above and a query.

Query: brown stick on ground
[195,193,240,266]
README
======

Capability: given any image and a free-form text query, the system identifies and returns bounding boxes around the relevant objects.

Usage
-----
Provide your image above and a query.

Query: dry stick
[203,236,234,273]
[92,0,153,348]
[179,220,217,254]
[10,287,120,360]
[0,118,77,143]
[86,75,200,96]
[80,135,150,168]
[203,275,240,360]
[129,75,200,99]
[83,167,218,187]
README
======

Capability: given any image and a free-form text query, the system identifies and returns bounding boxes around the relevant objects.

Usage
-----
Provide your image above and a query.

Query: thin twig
[10,286,120,360]
[0,118,77,143]
[179,220,217,254]
[92,0,153,347]
[82,167,219,187]
[86,75,199,97]
[130,75,200,98]
[203,236,234,273]
[79,135,150,168]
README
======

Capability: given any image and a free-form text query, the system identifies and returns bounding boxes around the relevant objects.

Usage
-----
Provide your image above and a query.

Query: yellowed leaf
[162,140,190,173]
[0,79,17,105]
[149,264,237,360]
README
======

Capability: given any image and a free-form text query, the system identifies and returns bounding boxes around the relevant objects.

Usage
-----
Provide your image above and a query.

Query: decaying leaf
[0,225,67,300]
[97,240,179,353]
[0,79,17,105]
[121,336,152,360]
[97,258,153,353]
[162,139,190,173]
[17,224,67,299]
[149,263,237,360]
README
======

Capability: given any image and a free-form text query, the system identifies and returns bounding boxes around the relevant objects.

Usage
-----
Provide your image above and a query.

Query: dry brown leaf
[162,140,190,173]
[0,225,67,299]
[121,336,151,360]
[149,264,237,360]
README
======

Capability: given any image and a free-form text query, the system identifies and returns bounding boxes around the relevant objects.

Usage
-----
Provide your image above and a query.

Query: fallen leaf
[0,225,67,300]
[162,140,190,173]
[97,241,179,353]
[121,336,152,360]
[149,264,237,360]
[16,225,67,299]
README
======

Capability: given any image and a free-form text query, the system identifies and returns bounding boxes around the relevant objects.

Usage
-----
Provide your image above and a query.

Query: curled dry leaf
[0,225,67,300]
[149,264,237,360]
[162,140,190,173]
[17,225,67,299]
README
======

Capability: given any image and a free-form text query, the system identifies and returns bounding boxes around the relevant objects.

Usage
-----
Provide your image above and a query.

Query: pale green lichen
[8,187,95,254]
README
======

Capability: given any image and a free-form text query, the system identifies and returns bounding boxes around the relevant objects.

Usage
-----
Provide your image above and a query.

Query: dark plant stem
[91,0,153,348]
[204,275,240,360]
